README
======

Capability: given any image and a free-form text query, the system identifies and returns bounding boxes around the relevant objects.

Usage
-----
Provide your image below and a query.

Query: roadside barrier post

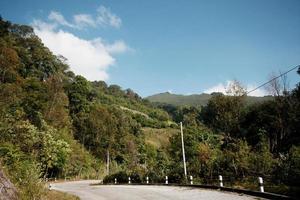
[54,177,57,182]
[165,176,168,184]
[114,178,117,184]
[190,176,193,185]
[219,175,223,187]
[258,177,264,192]
[128,177,131,184]
[146,176,149,184]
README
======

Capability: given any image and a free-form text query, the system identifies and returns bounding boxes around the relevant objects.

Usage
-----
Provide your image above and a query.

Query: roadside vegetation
[44,191,79,200]
[0,17,299,199]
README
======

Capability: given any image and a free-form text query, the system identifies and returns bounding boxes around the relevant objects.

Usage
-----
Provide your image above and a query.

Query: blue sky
[1,0,300,97]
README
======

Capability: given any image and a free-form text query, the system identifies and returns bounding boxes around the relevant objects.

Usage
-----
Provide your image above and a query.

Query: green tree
[66,75,91,115]
[39,124,70,177]
[0,46,20,83]
[201,95,245,137]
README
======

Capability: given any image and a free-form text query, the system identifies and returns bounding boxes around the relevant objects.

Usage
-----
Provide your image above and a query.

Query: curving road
[51,180,261,200]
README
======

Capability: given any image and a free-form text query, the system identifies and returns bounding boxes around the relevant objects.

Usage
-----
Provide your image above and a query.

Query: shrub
[103,171,128,184]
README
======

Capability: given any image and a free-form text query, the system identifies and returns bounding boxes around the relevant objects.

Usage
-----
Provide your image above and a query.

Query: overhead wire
[245,65,300,96]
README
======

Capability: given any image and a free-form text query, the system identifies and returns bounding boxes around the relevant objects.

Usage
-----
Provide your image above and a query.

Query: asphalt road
[51,180,261,200]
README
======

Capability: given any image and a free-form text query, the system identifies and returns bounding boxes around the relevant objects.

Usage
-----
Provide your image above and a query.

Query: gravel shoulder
[51,180,261,200]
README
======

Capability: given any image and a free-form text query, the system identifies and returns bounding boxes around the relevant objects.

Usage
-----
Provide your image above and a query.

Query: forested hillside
[0,17,171,199]
[0,18,299,199]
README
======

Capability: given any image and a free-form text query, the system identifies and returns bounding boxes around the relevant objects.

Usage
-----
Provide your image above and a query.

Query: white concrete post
[114,178,117,184]
[106,150,110,175]
[190,175,193,185]
[54,177,57,182]
[165,176,168,184]
[180,122,187,179]
[219,175,223,187]
[128,177,131,184]
[146,176,149,184]
[49,184,52,191]
[258,177,264,192]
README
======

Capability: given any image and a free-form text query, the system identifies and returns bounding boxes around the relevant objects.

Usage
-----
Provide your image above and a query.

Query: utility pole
[106,150,110,175]
[180,122,187,179]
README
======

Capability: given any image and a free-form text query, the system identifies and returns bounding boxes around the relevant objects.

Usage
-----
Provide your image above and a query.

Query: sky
[0,0,300,97]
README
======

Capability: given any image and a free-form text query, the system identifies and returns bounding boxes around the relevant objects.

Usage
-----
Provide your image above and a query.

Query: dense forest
[0,17,299,199]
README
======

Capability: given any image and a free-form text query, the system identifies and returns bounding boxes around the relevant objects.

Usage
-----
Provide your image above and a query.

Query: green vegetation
[143,127,178,149]
[0,17,299,199]
[0,17,170,199]
[44,191,80,200]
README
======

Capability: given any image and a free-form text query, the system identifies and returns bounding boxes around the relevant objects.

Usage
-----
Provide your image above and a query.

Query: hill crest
[146,92,272,106]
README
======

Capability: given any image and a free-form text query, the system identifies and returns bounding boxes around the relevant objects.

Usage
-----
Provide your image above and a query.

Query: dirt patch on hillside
[0,169,18,200]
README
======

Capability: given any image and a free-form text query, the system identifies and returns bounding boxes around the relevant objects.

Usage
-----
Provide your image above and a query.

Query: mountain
[146,92,273,106]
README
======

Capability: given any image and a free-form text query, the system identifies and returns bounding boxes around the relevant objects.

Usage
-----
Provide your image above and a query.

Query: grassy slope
[142,127,179,149]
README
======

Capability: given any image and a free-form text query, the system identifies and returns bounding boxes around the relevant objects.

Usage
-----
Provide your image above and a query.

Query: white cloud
[73,14,96,28]
[97,6,122,28]
[204,82,227,94]
[31,6,128,80]
[33,20,130,81]
[32,19,57,31]
[48,11,74,28]
[203,80,268,97]
[104,40,130,54]
[47,6,122,30]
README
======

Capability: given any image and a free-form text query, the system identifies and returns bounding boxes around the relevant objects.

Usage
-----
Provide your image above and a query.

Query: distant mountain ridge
[146,92,273,106]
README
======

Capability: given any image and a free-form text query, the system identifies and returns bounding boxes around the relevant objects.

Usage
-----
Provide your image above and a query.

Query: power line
[245,64,300,95]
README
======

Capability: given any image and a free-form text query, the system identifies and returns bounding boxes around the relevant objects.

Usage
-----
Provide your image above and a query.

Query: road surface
[51,180,261,200]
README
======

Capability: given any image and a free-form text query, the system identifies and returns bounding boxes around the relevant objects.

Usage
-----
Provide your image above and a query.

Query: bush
[0,143,45,200]
[103,171,128,184]
[144,171,163,183]
[129,172,142,183]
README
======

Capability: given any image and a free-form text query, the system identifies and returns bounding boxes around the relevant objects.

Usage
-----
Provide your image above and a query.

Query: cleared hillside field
[142,128,179,149]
